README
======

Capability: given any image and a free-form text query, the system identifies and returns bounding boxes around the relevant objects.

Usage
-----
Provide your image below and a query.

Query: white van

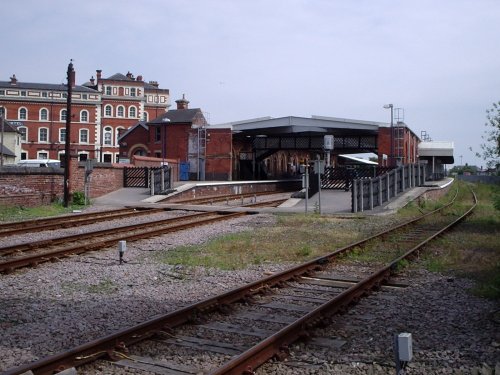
[17,159,61,168]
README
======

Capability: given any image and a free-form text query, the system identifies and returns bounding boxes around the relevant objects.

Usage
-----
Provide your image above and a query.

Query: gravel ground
[0,207,498,374]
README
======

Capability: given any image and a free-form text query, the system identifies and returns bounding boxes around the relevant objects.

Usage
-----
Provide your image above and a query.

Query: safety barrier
[351,164,426,213]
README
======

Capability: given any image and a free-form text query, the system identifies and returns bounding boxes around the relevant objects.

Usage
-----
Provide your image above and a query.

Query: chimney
[148,80,159,87]
[89,76,95,85]
[96,69,102,81]
[175,94,189,110]
[10,74,17,85]
[126,71,134,80]
[137,75,143,82]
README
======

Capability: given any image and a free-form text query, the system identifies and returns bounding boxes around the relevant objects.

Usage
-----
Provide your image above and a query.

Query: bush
[72,191,86,205]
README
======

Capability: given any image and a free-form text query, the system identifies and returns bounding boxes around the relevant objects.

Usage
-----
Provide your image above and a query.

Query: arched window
[105,105,112,117]
[19,107,27,120]
[115,126,124,145]
[40,108,49,121]
[60,109,67,121]
[117,106,124,117]
[128,106,136,118]
[80,110,89,122]
[103,126,113,146]
[39,128,49,143]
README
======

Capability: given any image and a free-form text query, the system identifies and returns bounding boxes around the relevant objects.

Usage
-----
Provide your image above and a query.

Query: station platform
[93,178,454,216]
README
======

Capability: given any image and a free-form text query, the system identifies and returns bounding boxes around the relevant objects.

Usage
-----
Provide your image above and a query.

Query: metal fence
[322,166,394,190]
[351,164,426,213]
[150,165,172,195]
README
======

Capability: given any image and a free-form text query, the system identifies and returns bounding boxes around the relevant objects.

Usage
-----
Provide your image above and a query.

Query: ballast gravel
[0,207,498,374]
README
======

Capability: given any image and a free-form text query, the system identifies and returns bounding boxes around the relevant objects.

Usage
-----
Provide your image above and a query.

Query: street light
[383,104,394,167]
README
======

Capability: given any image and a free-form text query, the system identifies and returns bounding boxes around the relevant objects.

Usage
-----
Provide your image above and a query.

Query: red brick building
[0,70,169,163]
[119,95,232,180]
[378,122,420,166]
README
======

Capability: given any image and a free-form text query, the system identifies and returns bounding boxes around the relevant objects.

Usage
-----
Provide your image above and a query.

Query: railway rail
[0,199,286,274]
[2,186,477,375]
[0,207,166,238]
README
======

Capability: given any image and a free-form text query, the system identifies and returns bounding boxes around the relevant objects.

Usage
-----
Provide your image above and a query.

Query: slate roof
[0,81,98,93]
[2,120,21,133]
[118,121,148,141]
[149,108,203,124]
[104,73,132,81]
[0,144,16,157]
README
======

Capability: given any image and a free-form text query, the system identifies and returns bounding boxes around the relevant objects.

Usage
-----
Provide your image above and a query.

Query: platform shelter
[418,141,454,180]
[227,115,385,180]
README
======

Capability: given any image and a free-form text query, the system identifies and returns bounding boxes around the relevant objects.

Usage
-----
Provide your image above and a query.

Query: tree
[476,101,500,170]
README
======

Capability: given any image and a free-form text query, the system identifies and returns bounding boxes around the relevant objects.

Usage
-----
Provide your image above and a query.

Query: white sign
[324,135,334,150]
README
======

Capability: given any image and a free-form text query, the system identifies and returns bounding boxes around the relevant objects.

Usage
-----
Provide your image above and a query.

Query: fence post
[379,177,383,206]
[150,170,155,195]
[360,180,364,212]
[402,166,406,191]
[161,168,165,192]
[369,179,374,210]
[352,179,358,213]
[123,167,128,187]
[394,170,398,197]
[387,173,390,201]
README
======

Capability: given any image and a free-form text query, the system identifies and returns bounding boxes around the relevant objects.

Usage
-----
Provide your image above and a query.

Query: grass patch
[420,180,500,299]
[0,202,87,222]
[87,279,117,294]
[156,214,366,270]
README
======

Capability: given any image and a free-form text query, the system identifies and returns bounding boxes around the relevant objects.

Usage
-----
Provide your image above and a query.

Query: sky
[3,0,499,167]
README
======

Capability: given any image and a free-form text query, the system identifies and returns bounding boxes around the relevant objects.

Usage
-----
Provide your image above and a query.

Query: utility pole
[63,60,74,207]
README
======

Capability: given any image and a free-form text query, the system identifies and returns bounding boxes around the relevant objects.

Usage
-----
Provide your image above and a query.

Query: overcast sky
[3,0,499,167]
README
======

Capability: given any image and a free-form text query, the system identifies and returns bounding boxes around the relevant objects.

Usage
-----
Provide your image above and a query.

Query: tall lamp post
[383,104,394,167]
[64,60,74,207]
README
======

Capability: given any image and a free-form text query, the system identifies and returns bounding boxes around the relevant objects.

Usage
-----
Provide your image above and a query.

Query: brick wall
[0,161,125,207]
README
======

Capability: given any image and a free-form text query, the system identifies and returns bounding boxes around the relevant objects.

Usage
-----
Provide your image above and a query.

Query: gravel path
[0,208,498,374]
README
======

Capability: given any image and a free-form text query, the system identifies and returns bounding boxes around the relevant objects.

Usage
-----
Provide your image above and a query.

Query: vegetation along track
[0,199,286,274]
[2,186,477,375]
[0,207,167,238]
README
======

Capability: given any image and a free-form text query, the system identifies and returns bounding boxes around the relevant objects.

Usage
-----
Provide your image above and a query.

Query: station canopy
[224,115,385,154]
[418,141,454,164]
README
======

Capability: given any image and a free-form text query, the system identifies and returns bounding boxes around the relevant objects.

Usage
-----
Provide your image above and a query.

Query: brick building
[119,95,232,180]
[0,70,169,163]
[378,122,420,166]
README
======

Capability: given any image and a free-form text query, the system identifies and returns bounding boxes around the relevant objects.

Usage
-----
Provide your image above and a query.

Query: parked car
[17,159,61,168]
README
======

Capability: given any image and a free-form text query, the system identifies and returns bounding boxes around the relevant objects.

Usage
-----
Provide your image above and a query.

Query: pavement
[93,178,454,216]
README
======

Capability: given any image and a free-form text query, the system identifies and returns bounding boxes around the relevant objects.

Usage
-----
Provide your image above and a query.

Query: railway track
[0,207,166,238]
[0,199,286,274]
[2,186,477,375]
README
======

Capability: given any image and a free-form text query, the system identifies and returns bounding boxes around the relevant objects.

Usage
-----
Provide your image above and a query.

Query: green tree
[476,101,500,170]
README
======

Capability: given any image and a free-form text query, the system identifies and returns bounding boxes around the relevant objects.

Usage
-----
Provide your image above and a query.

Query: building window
[19,108,27,120]
[115,127,124,145]
[21,151,27,160]
[143,112,148,122]
[19,127,27,142]
[59,128,66,142]
[39,128,49,143]
[60,109,67,121]
[117,106,124,117]
[20,90,27,97]
[40,108,48,121]
[0,107,5,117]
[104,127,113,146]
[0,90,6,96]
[130,88,136,97]
[42,91,48,98]
[63,93,67,98]
[106,86,112,95]
[103,154,112,163]
[38,152,48,159]
[79,153,88,161]
[155,127,161,142]
[82,94,88,100]
[80,110,89,122]
[80,129,89,144]
[128,106,136,118]
[105,105,112,117]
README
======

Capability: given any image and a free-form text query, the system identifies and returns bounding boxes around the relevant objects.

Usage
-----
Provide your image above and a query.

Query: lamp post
[0,111,4,167]
[383,104,394,167]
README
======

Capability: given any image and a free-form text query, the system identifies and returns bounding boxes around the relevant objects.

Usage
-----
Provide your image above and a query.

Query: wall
[0,160,125,207]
